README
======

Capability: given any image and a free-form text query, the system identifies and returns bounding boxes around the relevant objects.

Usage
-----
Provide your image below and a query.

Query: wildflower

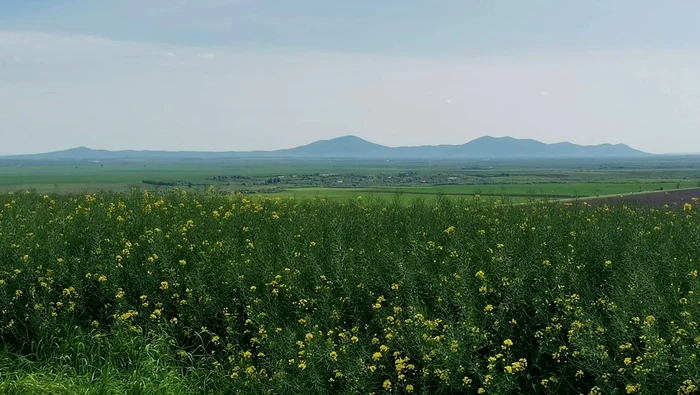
[604,260,612,266]
[179,259,186,266]
[484,304,494,312]
[160,281,169,290]
[503,339,513,347]
[304,333,314,342]
[626,383,641,393]
[383,380,392,390]
[330,351,338,361]
[97,275,107,283]
[406,384,414,393]
[444,226,456,234]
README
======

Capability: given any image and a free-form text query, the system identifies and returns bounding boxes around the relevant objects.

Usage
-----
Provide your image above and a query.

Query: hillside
[2,135,650,160]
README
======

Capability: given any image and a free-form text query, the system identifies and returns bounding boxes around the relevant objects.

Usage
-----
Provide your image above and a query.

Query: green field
[2,156,700,202]
[0,191,698,394]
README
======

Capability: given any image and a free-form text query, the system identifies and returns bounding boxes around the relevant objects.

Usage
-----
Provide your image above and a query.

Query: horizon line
[0,134,652,157]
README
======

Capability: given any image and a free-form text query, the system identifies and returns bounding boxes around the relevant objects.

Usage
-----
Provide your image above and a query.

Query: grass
[0,190,699,394]
[3,157,700,204]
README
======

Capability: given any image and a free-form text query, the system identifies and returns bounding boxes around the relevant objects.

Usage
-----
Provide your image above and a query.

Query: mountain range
[3,136,650,160]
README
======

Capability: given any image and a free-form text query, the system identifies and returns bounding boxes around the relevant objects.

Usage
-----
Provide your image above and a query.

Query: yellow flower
[626,383,640,393]
[160,281,169,290]
[179,259,187,266]
[405,384,414,393]
[97,275,107,283]
[329,351,338,361]
[604,260,612,266]
[484,304,494,312]
[444,226,456,234]
[382,380,392,390]
[118,310,138,321]
[503,339,513,347]
[304,333,314,342]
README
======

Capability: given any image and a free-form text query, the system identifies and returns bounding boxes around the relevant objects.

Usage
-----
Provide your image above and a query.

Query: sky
[2,1,700,154]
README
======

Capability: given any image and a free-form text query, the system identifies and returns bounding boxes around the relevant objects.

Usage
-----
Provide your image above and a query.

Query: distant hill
[2,135,650,160]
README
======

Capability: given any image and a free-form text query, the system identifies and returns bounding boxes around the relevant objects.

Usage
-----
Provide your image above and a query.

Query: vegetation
[3,156,700,200]
[1,190,699,394]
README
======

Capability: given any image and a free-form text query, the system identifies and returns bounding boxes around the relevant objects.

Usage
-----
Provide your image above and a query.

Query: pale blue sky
[2,1,700,154]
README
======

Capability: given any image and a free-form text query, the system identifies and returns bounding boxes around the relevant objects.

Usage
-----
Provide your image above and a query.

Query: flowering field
[0,190,699,394]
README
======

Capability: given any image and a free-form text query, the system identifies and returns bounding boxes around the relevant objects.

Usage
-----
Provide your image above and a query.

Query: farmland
[1,189,700,394]
[1,156,700,393]
[3,156,700,201]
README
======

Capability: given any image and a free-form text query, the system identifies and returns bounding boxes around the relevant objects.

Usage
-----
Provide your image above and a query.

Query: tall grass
[0,190,698,394]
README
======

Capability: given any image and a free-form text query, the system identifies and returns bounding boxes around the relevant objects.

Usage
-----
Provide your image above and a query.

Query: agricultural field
[0,190,699,394]
[3,156,700,202]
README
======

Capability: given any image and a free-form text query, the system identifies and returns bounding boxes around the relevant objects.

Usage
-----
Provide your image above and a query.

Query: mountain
[2,135,650,160]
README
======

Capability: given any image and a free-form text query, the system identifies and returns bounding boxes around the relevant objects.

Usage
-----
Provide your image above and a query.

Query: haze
[2,1,700,155]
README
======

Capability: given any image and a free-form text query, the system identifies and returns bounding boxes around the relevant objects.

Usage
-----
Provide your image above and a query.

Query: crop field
[3,156,700,202]
[1,190,699,394]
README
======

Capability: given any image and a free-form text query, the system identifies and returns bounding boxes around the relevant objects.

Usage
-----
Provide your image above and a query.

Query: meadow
[0,189,699,394]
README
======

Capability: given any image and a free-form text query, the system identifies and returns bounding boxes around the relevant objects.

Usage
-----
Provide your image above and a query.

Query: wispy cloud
[1,30,700,155]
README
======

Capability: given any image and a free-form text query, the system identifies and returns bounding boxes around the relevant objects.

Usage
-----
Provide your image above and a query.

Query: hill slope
[3,136,650,160]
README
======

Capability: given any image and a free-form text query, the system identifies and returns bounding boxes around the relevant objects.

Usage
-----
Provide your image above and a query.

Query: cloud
[198,52,216,58]
[540,92,552,96]
[2,30,700,155]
